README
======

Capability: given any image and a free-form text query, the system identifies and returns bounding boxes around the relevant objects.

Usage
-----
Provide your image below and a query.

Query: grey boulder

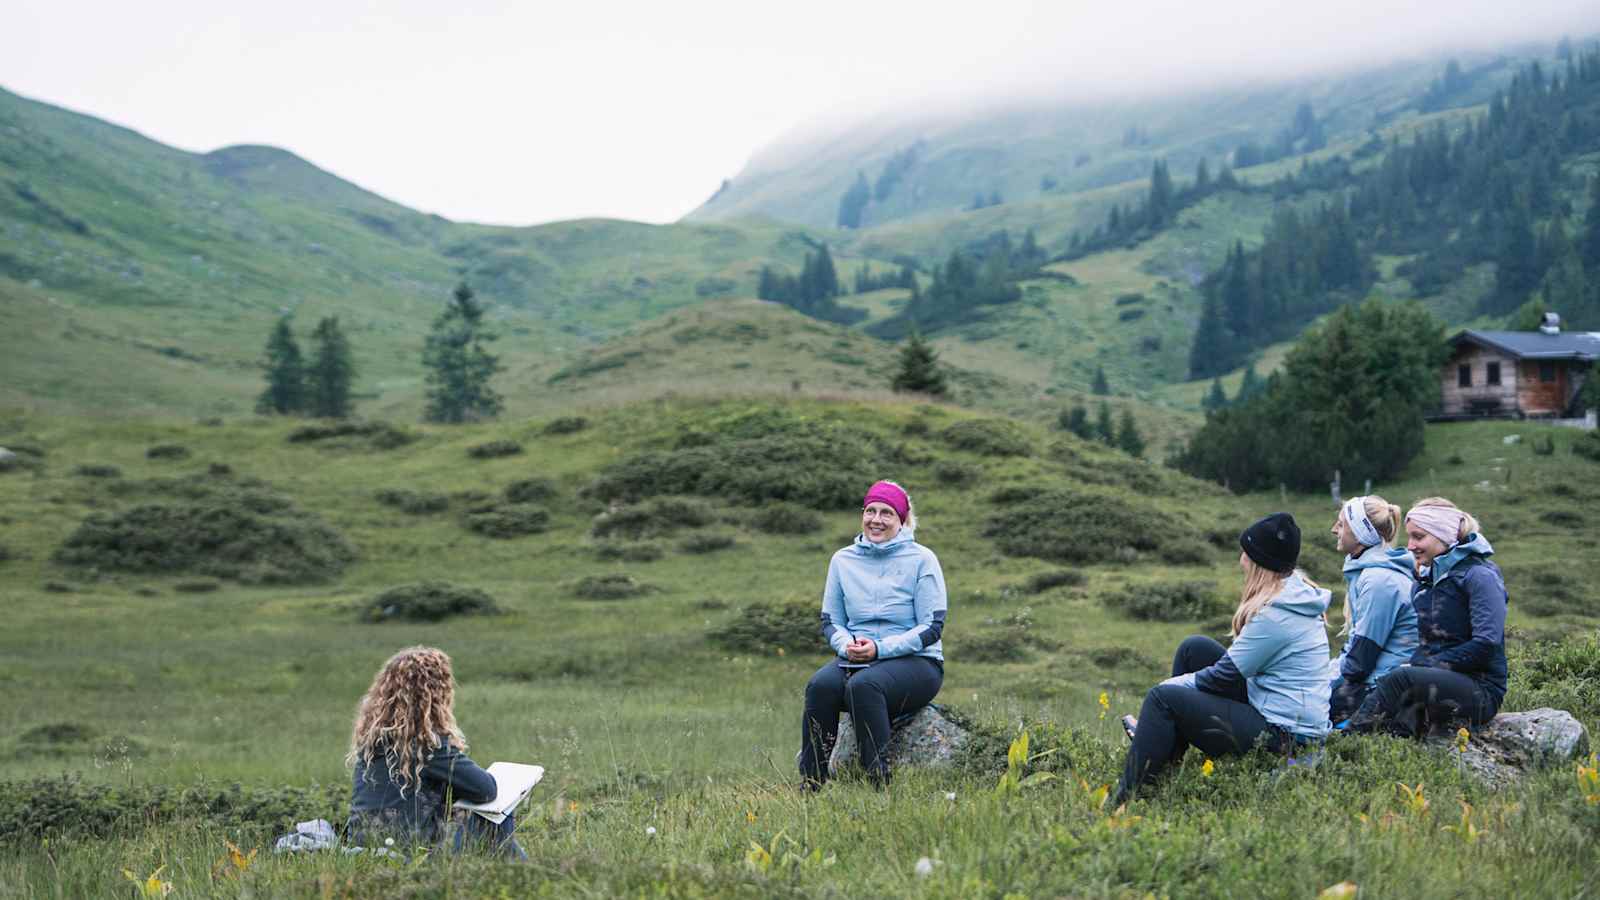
[1436,708,1590,787]
[829,704,969,776]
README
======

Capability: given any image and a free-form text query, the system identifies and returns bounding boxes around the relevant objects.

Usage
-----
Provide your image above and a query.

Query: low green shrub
[463,504,549,538]
[1532,434,1556,456]
[375,488,450,515]
[145,444,189,460]
[1512,569,1588,617]
[982,486,1182,564]
[72,464,121,478]
[542,416,589,435]
[591,498,714,539]
[932,460,980,487]
[1506,631,1600,720]
[680,533,736,554]
[466,439,524,459]
[53,486,355,584]
[503,477,558,504]
[207,462,232,476]
[286,421,415,449]
[1023,569,1087,593]
[940,419,1033,457]
[707,601,822,653]
[19,722,98,745]
[41,581,77,593]
[1085,645,1153,669]
[573,573,657,600]
[1540,509,1587,527]
[362,581,502,622]
[1104,580,1230,622]
[593,541,666,562]
[172,580,220,593]
[0,775,344,844]
[1573,431,1600,462]
[1158,539,1213,566]
[752,502,823,535]
[960,608,1059,662]
[0,543,10,563]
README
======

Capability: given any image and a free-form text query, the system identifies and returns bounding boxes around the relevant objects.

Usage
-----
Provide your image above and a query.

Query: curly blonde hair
[346,646,466,790]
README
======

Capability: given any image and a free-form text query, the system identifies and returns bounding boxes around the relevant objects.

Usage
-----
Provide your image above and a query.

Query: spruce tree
[1116,409,1146,457]
[1060,404,1092,438]
[1094,401,1116,445]
[1203,377,1228,411]
[306,316,355,419]
[256,315,306,415]
[1581,177,1600,274]
[891,330,947,396]
[1236,363,1264,403]
[1091,365,1110,395]
[422,282,503,423]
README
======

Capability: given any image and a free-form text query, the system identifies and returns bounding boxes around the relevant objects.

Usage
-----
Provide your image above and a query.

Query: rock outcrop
[1436,708,1590,787]
[828,704,970,776]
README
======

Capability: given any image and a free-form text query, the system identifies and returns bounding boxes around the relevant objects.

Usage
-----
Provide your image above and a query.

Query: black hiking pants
[1114,635,1275,806]
[1346,665,1498,738]
[799,655,942,786]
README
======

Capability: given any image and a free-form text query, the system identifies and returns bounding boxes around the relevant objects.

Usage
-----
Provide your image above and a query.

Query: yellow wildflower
[1455,727,1470,752]
[122,866,174,898]
[1201,759,1214,777]
[1098,691,1110,721]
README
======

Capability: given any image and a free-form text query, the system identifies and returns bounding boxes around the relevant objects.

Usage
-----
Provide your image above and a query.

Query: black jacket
[1411,536,1508,708]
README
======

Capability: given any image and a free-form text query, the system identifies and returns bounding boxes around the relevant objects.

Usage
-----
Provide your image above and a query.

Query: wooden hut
[1438,314,1600,419]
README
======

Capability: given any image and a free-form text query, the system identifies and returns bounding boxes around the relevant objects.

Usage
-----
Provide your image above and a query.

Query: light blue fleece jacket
[820,528,946,662]
[1331,547,1419,685]
[1173,573,1332,739]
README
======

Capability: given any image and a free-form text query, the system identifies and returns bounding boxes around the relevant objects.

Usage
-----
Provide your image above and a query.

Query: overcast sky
[6,1,1597,226]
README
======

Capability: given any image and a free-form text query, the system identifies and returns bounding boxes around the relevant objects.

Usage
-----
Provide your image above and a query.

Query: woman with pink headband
[798,479,947,789]
[1346,497,1507,737]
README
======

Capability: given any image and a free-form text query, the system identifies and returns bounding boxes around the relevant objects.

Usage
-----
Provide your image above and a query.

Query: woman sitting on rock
[799,480,946,789]
[346,646,524,857]
[1114,513,1331,806]
[1327,495,1419,726]
[1347,498,1506,737]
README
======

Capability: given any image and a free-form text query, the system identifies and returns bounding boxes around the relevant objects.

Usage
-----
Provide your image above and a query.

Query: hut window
[1540,362,1557,383]
[1458,364,1472,387]
[1487,362,1501,385]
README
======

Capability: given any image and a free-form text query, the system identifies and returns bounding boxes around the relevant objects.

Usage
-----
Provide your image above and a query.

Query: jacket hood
[1273,572,1332,617]
[1343,546,1417,580]
[852,527,916,555]
[1432,533,1493,579]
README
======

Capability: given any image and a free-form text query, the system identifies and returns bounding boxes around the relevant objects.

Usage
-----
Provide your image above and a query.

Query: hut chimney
[1540,312,1562,335]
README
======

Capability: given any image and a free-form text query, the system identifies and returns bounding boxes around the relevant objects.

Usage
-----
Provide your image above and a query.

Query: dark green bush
[680,533,736,554]
[467,439,524,459]
[19,722,98,745]
[1511,569,1587,617]
[707,601,823,653]
[543,416,589,435]
[53,488,355,584]
[362,581,502,622]
[0,543,10,563]
[1540,509,1586,527]
[983,486,1181,564]
[503,477,558,504]
[1575,431,1600,462]
[0,776,344,844]
[172,580,220,593]
[932,460,980,487]
[1505,631,1600,720]
[1104,581,1230,622]
[208,463,233,477]
[375,488,450,515]
[1158,539,1213,566]
[960,630,1034,662]
[1531,435,1556,456]
[591,498,715,539]
[463,504,549,538]
[584,408,890,509]
[145,444,189,460]
[72,464,121,478]
[1024,569,1087,593]
[752,502,823,535]
[573,573,657,600]
[593,541,666,562]
[940,419,1033,457]
[1085,645,1153,669]
[286,421,415,449]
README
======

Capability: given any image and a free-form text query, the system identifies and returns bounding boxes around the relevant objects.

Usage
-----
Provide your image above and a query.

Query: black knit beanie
[1240,512,1300,574]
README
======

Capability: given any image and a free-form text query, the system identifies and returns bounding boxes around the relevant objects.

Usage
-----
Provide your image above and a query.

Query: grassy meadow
[0,398,1597,897]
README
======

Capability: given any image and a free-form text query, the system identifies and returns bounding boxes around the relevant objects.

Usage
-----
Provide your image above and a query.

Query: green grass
[0,400,1596,897]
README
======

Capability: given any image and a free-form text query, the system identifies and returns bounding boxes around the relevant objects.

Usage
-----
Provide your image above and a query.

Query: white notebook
[452,762,545,824]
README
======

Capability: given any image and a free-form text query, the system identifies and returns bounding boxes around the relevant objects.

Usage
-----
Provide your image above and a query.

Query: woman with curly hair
[346,646,523,857]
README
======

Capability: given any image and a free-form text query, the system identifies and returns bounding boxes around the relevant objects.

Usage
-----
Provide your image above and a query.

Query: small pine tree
[422,282,504,424]
[1235,363,1264,403]
[1060,404,1092,439]
[306,316,355,419]
[256,315,306,415]
[891,330,948,396]
[1094,401,1115,444]
[1203,377,1228,411]
[1116,409,1146,457]
[1091,366,1111,396]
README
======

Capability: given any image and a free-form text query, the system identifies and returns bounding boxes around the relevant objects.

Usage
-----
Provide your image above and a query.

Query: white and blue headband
[1342,497,1383,547]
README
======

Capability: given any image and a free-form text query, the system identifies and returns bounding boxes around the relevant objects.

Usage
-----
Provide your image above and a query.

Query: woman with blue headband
[1326,495,1418,726]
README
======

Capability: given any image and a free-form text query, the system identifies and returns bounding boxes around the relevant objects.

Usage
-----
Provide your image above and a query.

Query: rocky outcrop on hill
[1438,708,1590,787]
[829,705,970,776]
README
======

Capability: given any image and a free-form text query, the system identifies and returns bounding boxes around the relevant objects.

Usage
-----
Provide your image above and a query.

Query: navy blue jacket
[1411,534,1508,706]
[347,737,496,846]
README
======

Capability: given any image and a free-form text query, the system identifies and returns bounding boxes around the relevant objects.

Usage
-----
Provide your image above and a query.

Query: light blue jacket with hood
[1172,572,1333,739]
[820,528,946,662]
[1330,547,1419,685]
